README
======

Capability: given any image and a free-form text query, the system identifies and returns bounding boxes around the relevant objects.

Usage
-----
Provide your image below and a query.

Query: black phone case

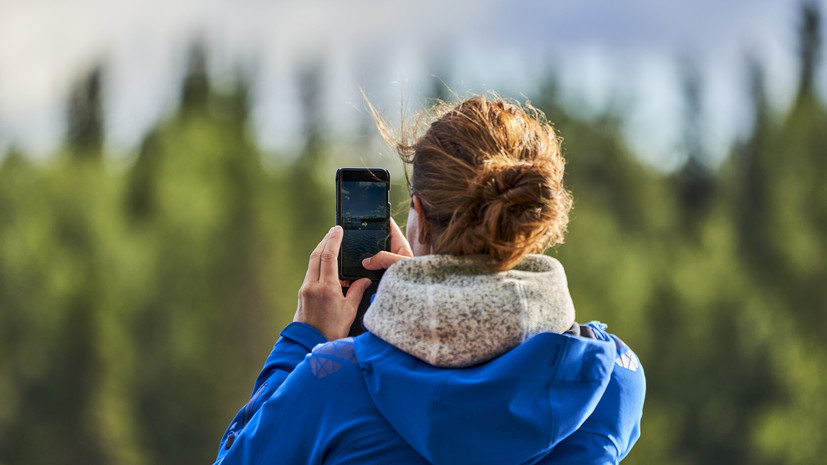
[335,168,391,282]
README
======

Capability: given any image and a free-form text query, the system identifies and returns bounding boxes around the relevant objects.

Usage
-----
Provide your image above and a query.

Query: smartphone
[336,168,391,281]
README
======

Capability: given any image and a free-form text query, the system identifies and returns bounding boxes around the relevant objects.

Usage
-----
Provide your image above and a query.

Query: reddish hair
[373,93,572,271]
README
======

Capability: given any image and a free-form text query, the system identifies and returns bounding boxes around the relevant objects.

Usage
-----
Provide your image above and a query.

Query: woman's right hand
[362,217,414,271]
[294,226,372,341]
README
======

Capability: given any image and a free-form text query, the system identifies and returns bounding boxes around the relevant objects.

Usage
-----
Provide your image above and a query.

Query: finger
[305,227,334,283]
[320,225,343,284]
[363,250,408,270]
[345,278,372,308]
[389,217,413,256]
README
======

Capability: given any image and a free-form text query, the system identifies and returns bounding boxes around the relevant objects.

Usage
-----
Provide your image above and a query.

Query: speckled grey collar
[362,254,576,368]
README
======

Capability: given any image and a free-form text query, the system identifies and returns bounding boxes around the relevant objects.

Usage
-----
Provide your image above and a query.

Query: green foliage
[1,5,826,464]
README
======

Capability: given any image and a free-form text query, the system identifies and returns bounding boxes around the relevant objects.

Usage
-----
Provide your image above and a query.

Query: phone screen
[337,168,390,280]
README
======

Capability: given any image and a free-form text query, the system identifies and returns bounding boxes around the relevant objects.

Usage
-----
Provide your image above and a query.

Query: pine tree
[674,63,715,221]
[287,58,335,256]
[66,65,105,160]
[179,42,211,116]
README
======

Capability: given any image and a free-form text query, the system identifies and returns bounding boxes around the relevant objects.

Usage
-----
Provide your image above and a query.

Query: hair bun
[476,161,552,208]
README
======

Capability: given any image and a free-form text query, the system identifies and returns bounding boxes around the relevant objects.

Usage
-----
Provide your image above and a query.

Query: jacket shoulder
[306,338,360,379]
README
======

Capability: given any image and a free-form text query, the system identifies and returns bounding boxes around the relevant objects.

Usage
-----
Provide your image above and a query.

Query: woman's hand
[294,226,371,341]
[362,217,414,271]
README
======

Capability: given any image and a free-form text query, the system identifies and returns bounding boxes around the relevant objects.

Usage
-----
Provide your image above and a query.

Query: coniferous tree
[287,58,334,257]
[126,129,163,221]
[674,64,715,220]
[426,56,453,103]
[66,65,105,160]
[794,0,822,107]
[180,42,211,116]
[730,58,775,272]
[773,0,827,315]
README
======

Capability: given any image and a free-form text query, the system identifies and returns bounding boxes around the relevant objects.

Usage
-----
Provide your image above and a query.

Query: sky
[0,0,824,170]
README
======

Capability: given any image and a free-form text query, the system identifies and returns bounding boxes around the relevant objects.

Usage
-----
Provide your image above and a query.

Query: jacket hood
[362,254,576,367]
[353,330,617,465]
[356,255,615,464]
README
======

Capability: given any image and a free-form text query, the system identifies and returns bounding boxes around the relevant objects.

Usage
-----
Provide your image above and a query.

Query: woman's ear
[412,195,431,246]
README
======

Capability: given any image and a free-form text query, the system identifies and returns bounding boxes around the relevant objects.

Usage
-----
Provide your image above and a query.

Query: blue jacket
[214,321,645,464]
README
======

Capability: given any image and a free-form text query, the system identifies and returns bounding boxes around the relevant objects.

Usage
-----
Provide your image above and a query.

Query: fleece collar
[362,254,576,367]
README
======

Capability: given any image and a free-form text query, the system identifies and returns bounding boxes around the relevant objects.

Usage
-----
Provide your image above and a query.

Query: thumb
[362,251,406,270]
[344,278,372,307]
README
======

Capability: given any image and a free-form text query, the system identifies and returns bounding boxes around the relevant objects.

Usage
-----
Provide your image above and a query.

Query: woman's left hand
[361,218,414,271]
[293,226,372,341]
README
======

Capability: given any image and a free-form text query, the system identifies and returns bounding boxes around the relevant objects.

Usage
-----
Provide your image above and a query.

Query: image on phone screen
[337,169,389,280]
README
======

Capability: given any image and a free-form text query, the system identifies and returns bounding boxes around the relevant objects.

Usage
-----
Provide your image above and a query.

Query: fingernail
[329,226,336,234]
[362,257,370,266]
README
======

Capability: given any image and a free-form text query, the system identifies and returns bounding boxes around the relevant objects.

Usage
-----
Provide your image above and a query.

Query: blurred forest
[1,3,826,465]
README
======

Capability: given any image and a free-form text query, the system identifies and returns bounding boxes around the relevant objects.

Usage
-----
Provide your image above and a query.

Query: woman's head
[378,94,572,271]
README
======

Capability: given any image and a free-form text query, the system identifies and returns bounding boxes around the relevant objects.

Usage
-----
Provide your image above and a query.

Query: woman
[214,95,645,464]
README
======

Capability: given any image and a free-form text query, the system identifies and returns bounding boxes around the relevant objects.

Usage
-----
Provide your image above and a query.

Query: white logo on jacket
[615,351,639,372]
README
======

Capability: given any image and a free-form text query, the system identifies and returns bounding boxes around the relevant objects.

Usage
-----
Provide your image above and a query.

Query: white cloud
[0,0,824,166]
